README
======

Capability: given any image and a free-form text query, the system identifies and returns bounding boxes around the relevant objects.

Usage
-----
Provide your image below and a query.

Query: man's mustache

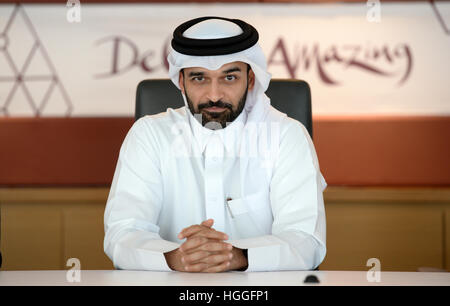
[198,101,233,111]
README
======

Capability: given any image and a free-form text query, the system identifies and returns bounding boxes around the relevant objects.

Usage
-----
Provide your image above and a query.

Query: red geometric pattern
[0,4,72,117]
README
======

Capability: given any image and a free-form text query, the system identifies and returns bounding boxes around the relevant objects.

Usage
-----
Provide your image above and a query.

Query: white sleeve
[103,118,179,271]
[231,120,327,271]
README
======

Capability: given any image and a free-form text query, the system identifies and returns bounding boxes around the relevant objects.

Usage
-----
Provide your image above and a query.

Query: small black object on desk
[303,274,320,284]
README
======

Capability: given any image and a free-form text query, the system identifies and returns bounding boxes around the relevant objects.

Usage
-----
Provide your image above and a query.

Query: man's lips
[203,106,228,112]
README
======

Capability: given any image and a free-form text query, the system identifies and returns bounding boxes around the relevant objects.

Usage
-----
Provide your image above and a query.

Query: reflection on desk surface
[0,270,449,286]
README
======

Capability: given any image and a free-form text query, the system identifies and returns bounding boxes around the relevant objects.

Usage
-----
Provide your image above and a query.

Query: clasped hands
[164,219,248,273]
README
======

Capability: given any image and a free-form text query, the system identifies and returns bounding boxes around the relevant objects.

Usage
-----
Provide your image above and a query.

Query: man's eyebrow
[188,71,205,77]
[187,66,241,77]
[222,67,242,74]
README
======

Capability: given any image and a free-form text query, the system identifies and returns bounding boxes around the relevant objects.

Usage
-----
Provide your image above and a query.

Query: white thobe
[104,106,327,271]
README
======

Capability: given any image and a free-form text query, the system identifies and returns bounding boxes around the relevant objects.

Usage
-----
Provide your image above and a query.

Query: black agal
[171,16,259,56]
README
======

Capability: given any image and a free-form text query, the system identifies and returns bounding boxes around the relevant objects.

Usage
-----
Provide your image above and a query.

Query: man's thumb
[201,219,214,227]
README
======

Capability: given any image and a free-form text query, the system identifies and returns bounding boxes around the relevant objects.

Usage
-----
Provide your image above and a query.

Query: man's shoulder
[265,105,308,137]
[278,115,311,144]
[133,107,188,132]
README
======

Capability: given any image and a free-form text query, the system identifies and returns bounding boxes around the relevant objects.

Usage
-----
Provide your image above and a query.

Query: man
[104,16,327,272]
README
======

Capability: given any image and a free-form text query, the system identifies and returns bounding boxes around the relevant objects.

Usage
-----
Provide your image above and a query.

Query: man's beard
[185,85,248,129]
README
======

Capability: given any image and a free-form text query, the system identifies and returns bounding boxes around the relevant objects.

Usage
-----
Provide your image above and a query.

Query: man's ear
[179,70,185,94]
[248,69,256,91]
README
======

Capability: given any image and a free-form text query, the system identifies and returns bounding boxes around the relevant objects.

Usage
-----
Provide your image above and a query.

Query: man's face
[179,61,255,129]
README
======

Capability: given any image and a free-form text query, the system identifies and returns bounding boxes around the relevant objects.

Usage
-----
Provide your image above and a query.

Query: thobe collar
[186,107,248,157]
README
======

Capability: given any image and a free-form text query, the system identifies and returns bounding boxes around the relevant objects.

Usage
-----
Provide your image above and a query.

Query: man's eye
[225,75,236,81]
[192,76,204,82]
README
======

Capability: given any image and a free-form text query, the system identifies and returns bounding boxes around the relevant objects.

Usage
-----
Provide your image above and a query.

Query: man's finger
[178,223,211,239]
[179,223,228,240]
[179,236,208,253]
[181,250,210,265]
[201,260,231,273]
[183,250,232,267]
[185,259,231,273]
[184,262,208,272]
[201,219,214,227]
[189,229,229,241]
[200,241,233,252]
[181,239,232,254]
[178,225,204,239]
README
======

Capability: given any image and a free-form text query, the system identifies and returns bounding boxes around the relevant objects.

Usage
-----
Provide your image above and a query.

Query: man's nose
[206,80,224,102]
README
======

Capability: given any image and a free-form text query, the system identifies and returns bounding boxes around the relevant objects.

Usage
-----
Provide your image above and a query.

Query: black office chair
[135,79,313,139]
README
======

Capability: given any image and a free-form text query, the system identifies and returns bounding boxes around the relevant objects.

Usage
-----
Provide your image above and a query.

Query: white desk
[0,270,449,286]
